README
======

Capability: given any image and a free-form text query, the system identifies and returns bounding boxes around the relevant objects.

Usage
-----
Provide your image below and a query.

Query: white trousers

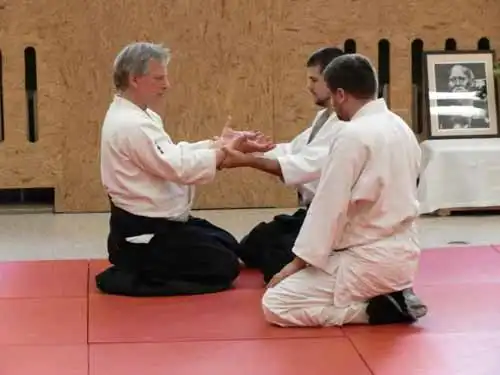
[261,246,419,327]
[262,266,369,327]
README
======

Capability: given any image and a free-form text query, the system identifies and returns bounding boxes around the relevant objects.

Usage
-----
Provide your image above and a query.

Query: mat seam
[87,334,345,345]
[489,244,500,254]
[343,330,375,375]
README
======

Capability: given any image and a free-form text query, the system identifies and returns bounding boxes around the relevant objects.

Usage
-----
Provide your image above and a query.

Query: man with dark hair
[260,53,428,327]
[220,47,345,283]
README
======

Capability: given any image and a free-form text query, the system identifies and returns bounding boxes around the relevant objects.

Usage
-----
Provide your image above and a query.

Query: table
[418,138,500,214]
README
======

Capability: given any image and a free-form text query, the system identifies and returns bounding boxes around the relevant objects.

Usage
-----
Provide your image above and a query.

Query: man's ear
[337,88,346,101]
[129,74,139,89]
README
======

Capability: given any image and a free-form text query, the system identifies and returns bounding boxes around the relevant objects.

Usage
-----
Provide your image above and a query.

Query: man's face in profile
[306,65,331,107]
[131,59,170,109]
[448,65,473,92]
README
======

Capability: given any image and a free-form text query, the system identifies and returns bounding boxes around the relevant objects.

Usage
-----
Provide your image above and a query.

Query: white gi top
[293,99,422,277]
[100,95,217,220]
[263,109,344,205]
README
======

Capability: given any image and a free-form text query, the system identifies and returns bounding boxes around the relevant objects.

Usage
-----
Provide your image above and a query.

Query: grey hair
[112,42,171,90]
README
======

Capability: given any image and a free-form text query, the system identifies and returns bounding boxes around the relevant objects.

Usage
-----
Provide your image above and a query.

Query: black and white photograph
[424,51,498,139]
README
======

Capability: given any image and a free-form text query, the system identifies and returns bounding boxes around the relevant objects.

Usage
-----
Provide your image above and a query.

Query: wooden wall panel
[0,0,499,212]
[271,0,379,157]
[56,0,288,212]
[273,0,500,136]
[0,2,70,190]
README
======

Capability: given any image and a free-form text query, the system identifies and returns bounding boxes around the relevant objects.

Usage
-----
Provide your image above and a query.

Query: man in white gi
[258,53,428,326]
[229,47,345,283]
[96,42,273,297]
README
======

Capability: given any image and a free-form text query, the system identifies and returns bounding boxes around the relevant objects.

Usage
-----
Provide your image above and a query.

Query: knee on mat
[261,287,289,326]
[261,285,353,327]
[95,265,136,296]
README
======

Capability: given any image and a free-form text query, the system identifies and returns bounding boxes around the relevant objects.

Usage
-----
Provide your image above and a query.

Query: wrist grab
[216,147,229,170]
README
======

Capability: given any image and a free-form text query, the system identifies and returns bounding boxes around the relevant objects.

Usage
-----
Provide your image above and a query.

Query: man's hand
[219,136,254,169]
[216,116,275,153]
[236,134,275,154]
[267,257,308,288]
[219,116,260,142]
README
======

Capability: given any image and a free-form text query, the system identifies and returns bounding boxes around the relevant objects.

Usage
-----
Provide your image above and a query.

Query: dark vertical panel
[344,39,356,53]
[477,37,490,50]
[0,49,4,142]
[411,39,424,133]
[377,39,390,102]
[445,38,457,50]
[24,46,38,143]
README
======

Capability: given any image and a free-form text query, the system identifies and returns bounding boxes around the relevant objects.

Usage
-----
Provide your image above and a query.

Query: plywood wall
[0,0,499,212]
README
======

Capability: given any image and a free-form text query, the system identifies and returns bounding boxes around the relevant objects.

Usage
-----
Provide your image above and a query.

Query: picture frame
[422,50,499,139]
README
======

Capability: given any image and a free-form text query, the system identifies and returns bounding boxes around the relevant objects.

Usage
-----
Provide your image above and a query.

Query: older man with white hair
[96,42,273,297]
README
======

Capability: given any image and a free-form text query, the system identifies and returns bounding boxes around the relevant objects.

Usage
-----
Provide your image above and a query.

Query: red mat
[414,246,500,285]
[1,245,500,374]
[491,244,500,254]
[345,332,500,375]
[89,290,343,343]
[343,282,500,336]
[89,338,372,375]
[0,298,88,345]
[0,260,89,298]
[0,345,88,375]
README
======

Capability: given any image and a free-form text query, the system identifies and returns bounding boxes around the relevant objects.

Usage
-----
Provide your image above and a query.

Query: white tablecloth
[418,138,500,214]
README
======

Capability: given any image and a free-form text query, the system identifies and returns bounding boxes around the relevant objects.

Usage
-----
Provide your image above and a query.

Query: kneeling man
[235,47,345,283]
[261,54,428,326]
[96,42,272,297]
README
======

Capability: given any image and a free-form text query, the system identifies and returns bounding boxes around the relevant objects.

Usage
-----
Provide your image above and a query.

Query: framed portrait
[423,50,499,139]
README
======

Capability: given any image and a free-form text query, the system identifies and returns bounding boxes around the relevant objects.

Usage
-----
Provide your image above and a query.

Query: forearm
[129,123,221,184]
[291,256,308,269]
[215,149,227,170]
[177,139,217,150]
[244,156,284,179]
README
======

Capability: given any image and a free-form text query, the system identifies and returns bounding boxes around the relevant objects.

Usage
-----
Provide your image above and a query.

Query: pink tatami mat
[1,245,500,374]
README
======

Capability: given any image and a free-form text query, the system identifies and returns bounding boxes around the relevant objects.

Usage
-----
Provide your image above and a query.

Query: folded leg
[188,216,241,255]
[96,218,240,297]
[262,250,428,327]
[239,208,307,282]
[262,266,369,327]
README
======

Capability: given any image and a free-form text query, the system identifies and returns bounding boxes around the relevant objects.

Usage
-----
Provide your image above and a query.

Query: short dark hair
[306,47,344,72]
[323,54,378,100]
